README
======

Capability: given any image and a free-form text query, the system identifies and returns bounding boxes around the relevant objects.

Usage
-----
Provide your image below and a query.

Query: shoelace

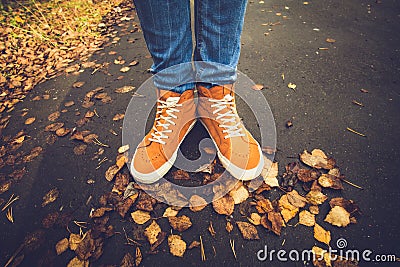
[209,94,245,139]
[148,97,182,145]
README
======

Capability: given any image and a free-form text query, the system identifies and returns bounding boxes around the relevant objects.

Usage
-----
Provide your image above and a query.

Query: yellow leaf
[299,210,315,227]
[228,182,249,204]
[24,117,35,125]
[288,82,297,90]
[131,210,151,225]
[144,220,161,245]
[168,234,186,257]
[324,206,351,227]
[314,223,331,245]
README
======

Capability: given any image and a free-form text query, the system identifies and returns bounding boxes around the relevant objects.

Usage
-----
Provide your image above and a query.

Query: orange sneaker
[197,84,264,180]
[130,89,196,183]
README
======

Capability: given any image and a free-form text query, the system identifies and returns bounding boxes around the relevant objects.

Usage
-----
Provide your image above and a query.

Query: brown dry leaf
[114,58,125,65]
[168,234,186,257]
[75,231,95,260]
[55,238,69,255]
[212,194,235,215]
[25,117,36,125]
[278,194,299,223]
[248,213,261,226]
[136,247,142,266]
[85,111,95,118]
[13,135,25,144]
[261,157,279,187]
[23,146,43,162]
[42,188,60,207]
[318,174,343,190]
[0,180,12,194]
[115,85,136,93]
[287,190,307,208]
[256,198,274,214]
[297,169,320,182]
[267,211,284,236]
[136,192,157,212]
[188,240,200,249]
[116,197,134,218]
[56,128,70,137]
[252,84,264,90]
[324,206,350,227]
[226,221,234,233]
[312,246,332,267]
[45,122,64,132]
[129,60,139,66]
[116,155,128,168]
[131,210,151,225]
[163,206,181,217]
[66,65,80,73]
[83,133,98,144]
[326,38,336,43]
[300,149,336,169]
[145,220,162,245]
[172,169,190,180]
[112,173,129,193]
[168,215,192,232]
[120,252,134,267]
[189,195,207,212]
[254,182,271,194]
[306,189,328,205]
[64,101,75,107]
[67,256,89,267]
[314,223,331,245]
[90,207,113,218]
[236,221,260,240]
[73,144,87,155]
[120,66,130,73]
[69,233,83,251]
[150,231,167,252]
[73,81,85,88]
[48,111,60,122]
[105,165,120,182]
[228,182,249,204]
[118,145,130,154]
[299,210,315,227]
[112,113,125,121]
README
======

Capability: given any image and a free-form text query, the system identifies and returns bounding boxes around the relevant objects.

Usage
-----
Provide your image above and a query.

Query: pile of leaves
[0,0,124,114]
[52,148,362,266]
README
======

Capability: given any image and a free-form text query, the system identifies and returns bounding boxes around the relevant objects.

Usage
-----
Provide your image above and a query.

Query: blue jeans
[133,0,247,93]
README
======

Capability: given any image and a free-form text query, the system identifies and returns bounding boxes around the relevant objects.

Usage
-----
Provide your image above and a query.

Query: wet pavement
[0,0,399,266]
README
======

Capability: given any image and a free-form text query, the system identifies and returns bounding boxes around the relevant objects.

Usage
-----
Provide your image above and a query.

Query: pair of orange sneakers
[130,84,264,184]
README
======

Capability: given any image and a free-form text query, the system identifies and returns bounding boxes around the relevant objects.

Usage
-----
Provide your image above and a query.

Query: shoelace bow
[148,97,182,145]
[209,94,245,139]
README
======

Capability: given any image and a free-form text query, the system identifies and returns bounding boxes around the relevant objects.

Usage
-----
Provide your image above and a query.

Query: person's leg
[195,0,264,181]
[134,0,194,93]
[130,0,196,183]
[194,0,247,85]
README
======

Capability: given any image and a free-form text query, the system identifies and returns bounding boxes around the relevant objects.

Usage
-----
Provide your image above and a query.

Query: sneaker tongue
[159,89,181,101]
[207,85,233,100]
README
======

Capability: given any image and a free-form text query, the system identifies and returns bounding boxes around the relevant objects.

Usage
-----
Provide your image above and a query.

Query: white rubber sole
[200,120,264,181]
[130,119,197,184]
